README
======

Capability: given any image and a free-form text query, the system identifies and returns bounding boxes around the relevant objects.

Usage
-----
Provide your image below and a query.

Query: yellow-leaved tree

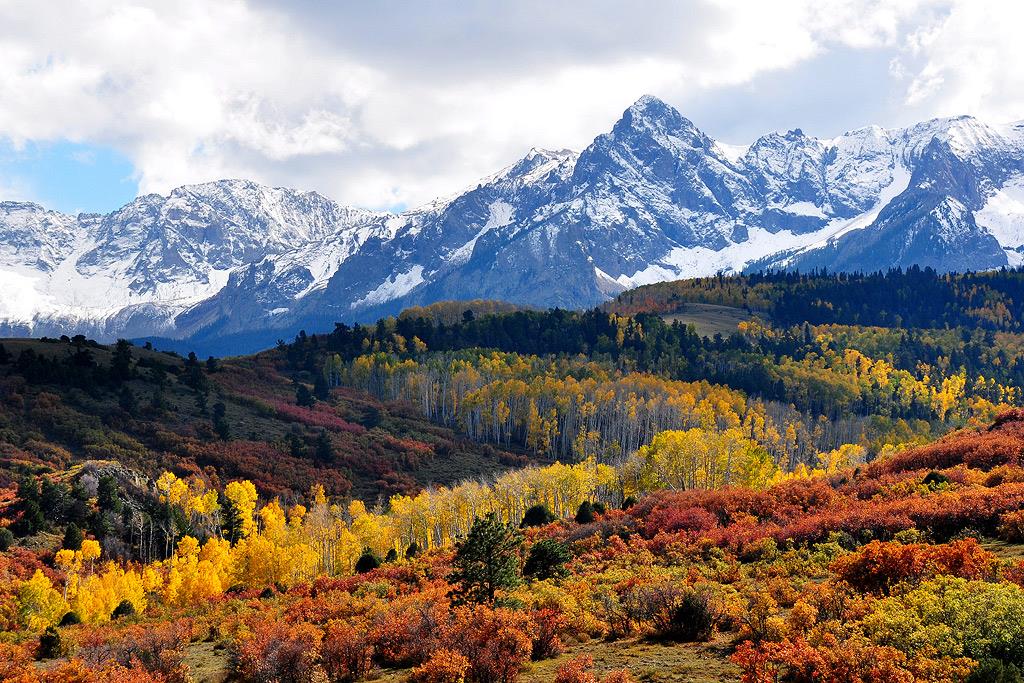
[16,570,69,632]
[632,427,777,494]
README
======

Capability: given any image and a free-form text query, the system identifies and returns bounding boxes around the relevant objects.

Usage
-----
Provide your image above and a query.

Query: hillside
[7,409,1024,682]
[0,336,531,502]
[5,270,1024,681]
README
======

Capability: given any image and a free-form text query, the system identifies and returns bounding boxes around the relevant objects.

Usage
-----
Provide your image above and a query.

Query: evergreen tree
[14,499,44,536]
[62,523,84,551]
[520,504,555,528]
[523,538,571,580]
[296,383,315,408]
[110,339,133,383]
[194,389,209,416]
[183,351,207,391]
[111,599,136,619]
[355,548,381,574]
[313,430,334,464]
[575,501,595,524]
[212,401,231,440]
[285,427,306,459]
[14,476,45,535]
[39,479,68,523]
[39,626,62,658]
[313,372,331,400]
[118,386,137,415]
[450,512,524,604]
[97,475,123,514]
[150,387,167,414]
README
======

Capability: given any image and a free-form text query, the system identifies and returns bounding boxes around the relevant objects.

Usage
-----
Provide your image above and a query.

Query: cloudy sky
[0,0,1022,214]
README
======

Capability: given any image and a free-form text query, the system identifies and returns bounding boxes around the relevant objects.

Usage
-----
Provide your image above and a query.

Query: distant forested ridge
[607,266,1024,330]
[266,269,1024,481]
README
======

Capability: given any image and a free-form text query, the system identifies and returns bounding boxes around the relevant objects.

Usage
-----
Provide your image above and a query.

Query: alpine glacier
[2,96,1024,354]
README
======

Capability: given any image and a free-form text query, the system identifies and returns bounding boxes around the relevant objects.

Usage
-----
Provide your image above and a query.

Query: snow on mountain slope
[0,181,386,338]
[976,174,1024,265]
[3,96,1024,353]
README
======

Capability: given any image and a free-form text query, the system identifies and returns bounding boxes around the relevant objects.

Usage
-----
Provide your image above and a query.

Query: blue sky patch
[0,139,138,215]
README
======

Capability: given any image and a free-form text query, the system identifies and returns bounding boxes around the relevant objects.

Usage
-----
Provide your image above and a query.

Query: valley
[3,270,1024,682]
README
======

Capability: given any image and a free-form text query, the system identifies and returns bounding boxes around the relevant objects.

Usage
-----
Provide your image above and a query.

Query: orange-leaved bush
[409,648,471,683]
[830,538,995,594]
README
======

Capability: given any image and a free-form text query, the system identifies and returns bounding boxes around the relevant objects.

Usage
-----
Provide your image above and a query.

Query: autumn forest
[7,268,1024,682]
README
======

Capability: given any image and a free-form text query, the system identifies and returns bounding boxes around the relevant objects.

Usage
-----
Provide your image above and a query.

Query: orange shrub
[555,655,597,683]
[74,620,193,681]
[232,620,323,683]
[530,608,566,660]
[831,539,995,594]
[999,509,1024,542]
[409,648,471,683]
[450,606,535,683]
[555,655,635,683]
[322,620,374,683]
[369,592,450,666]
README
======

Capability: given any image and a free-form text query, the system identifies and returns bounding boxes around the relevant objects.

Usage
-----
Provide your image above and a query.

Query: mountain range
[2,95,1024,355]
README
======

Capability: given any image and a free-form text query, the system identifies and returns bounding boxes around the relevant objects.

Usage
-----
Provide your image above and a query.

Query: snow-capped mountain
[2,96,1024,354]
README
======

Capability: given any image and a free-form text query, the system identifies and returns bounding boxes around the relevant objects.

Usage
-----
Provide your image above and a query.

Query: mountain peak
[629,93,671,111]
[624,94,684,123]
[2,102,1023,353]
[615,95,702,143]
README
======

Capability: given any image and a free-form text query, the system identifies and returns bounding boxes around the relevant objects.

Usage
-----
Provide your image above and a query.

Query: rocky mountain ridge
[2,96,1024,354]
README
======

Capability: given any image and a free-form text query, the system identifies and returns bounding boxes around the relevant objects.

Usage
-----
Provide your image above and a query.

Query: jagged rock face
[2,96,1024,354]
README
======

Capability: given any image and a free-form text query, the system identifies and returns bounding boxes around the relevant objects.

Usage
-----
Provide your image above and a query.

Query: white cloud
[0,0,1019,211]
[893,0,1024,123]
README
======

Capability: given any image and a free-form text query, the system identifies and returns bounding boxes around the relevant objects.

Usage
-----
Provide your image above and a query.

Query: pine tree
[296,383,315,408]
[574,501,595,524]
[313,430,334,464]
[118,386,137,415]
[62,523,83,551]
[212,402,231,440]
[194,389,209,416]
[39,479,68,523]
[450,512,523,604]
[355,548,381,574]
[523,538,571,580]
[314,372,331,400]
[110,339,133,383]
[150,387,167,413]
[183,351,207,391]
[97,475,122,514]
[520,504,555,528]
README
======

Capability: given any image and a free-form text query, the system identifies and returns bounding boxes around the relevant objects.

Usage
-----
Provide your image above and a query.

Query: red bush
[322,620,373,683]
[831,538,995,594]
[273,401,366,434]
[450,606,535,683]
[232,620,323,683]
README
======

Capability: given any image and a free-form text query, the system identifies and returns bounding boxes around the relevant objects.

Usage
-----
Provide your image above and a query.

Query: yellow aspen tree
[225,479,258,539]
[17,570,69,631]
